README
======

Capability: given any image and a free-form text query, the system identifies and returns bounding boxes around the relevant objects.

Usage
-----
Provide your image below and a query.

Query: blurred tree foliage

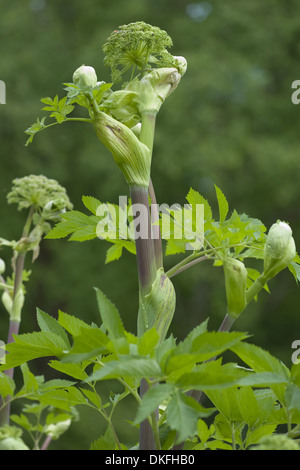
[0,0,299,449]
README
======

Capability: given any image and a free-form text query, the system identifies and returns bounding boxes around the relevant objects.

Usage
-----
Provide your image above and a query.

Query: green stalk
[130,184,157,298]
[148,178,163,269]
[130,107,169,449]
[130,184,157,450]
[0,205,35,427]
[130,180,158,450]
[246,273,268,304]
[140,111,164,269]
[140,111,156,154]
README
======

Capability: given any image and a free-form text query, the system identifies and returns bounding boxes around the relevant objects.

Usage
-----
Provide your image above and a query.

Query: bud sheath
[93,111,151,187]
[224,258,247,319]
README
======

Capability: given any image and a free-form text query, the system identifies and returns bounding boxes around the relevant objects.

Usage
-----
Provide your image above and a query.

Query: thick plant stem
[0,259,24,426]
[132,112,162,450]
[139,112,163,270]
[130,184,157,450]
[140,111,156,155]
[130,185,156,298]
[148,178,163,269]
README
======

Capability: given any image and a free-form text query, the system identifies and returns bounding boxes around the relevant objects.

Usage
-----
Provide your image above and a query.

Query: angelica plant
[0,175,72,432]
[1,22,299,452]
[24,22,188,449]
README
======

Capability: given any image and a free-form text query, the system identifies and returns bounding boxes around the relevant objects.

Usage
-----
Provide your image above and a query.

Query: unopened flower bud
[11,289,25,322]
[73,65,98,88]
[264,221,296,279]
[44,419,71,440]
[173,56,187,76]
[1,291,13,316]
[126,67,183,115]
[0,258,5,275]
[138,268,176,340]
[224,258,247,319]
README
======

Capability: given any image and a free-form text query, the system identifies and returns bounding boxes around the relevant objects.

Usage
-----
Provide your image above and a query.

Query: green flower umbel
[102,21,187,116]
[7,174,73,259]
[7,174,73,215]
[102,21,176,83]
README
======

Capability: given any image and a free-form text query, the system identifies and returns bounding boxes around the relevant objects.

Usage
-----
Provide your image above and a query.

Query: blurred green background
[0,0,299,449]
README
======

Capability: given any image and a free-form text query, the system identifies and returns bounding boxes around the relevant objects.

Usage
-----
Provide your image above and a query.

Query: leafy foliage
[1,288,300,449]
[2,13,300,451]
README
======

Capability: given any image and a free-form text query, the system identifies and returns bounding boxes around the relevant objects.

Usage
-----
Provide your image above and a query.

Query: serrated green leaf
[186,187,213,221]
[215,185,229,223]
[245,424,277,448]
[289,261,300,284]
[231,342,290,379]
[48,360,88,381]
[206,387,244,423]
[230,342,290,402]
[190,331,248,362]
[90,425,116,450]
[177,361,246,390]
[49,111,66,123]
[38,387,87,411]
[133,383,174,425]
[41,95,74,122]
[58,310,90,336]
[10,413,33,431]
[137,328,160,356]
[25,116,47,146]
[36,308,70,348]
[41,96,55,106]
[0,331,68,370]
[197,418,211,444]
[45,211,98,240]
[94,288,125,340]
[166,390,206,442]
[235,386,275,428]
[0,371,15,398]
[15,331,67,353]
[69,225,98,241]
[64,326,112,363]
[20,363,39,394]
[86,355,161,382]
[80,387,102,408]
[165,239,186,255]
[236,371,289,387]
[82,195,101,215]
[177,320,208,353]
[105,243,123,263]
[38,378,76,391]
[285,384,300,413]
